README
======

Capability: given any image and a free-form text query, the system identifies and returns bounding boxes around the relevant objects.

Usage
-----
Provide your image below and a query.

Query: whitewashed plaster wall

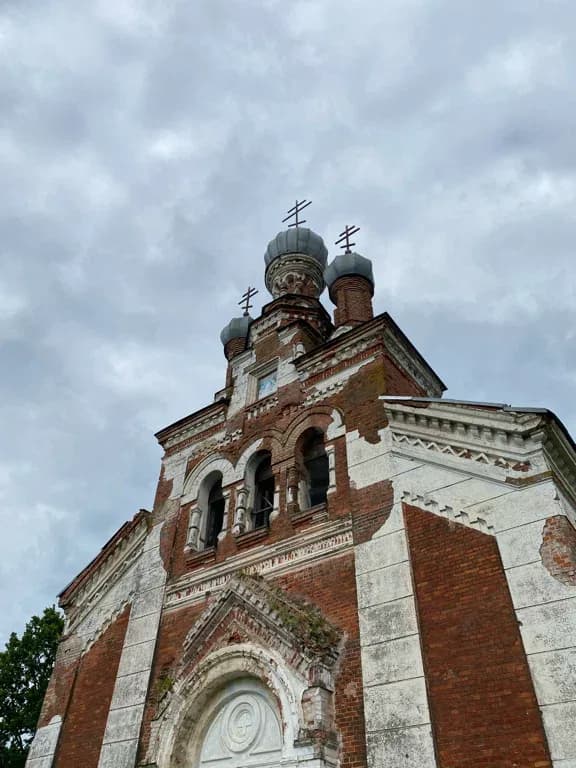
[348,417,576,768]
[26,716,62,768]
[97,521,167,768]
[72,560,140,651]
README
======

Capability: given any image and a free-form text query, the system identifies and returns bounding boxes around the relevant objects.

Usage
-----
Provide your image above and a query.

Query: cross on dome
[238,286,258,316]
[335,224,360,254]
[282,199,312,228]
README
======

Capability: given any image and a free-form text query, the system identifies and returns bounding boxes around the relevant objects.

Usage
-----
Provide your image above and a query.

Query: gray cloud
[1,0,575,641]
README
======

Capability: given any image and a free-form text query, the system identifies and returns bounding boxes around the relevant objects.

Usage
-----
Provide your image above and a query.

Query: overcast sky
[1,0,575,643]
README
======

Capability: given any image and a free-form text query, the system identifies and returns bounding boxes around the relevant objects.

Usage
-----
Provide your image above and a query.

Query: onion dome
[324,251,374,292]
[324,251,375,328]
[220,315,251,346]
[264,228,328,299]
[265,227,328,268]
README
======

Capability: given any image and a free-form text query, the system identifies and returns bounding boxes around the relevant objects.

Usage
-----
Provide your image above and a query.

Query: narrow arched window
[205,478,225,548]
[302,430,329,507]
[253,454,274,530]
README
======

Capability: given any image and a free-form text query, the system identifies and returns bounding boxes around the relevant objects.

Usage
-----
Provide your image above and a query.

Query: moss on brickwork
[154,671,175,700]
[238,572,341,660]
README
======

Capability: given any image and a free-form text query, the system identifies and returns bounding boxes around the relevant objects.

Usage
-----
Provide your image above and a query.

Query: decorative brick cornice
[59,510,149,610]
[401,491,495,534]
[246,394,279,420]
[296,313,445,398]
[155,403,228,450]
[166,427,244,468]
[541,415,576,508]
[384,400,547,477]
[164,519,353,610]
[392,432,532,473]
[385,399,576,507]
[381,321,444,398]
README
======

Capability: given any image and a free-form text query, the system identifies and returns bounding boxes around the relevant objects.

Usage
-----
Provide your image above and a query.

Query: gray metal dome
[220,315,252,346]
[324,251,374,289]
[265,228,328,268]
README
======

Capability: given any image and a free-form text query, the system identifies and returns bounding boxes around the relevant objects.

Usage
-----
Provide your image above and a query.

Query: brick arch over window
[183,456,235,551]
[282,408,342,513]
[182,455,235,504]
[234,434,282,479]
[232,442,280,535]
[282,405,343,455]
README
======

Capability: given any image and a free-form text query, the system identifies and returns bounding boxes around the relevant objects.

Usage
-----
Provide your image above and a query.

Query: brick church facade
[28,221,576,768]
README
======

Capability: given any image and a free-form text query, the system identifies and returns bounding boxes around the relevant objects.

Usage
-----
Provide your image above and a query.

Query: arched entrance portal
[197,679,282,767]
[150,584,342,768]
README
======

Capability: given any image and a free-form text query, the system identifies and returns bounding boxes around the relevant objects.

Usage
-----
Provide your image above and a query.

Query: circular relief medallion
[223,696,261,753]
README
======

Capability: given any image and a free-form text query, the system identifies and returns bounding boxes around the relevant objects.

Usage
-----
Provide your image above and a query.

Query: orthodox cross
[282,199,312,228]
[335,224,360,254]
[238,285,258,316]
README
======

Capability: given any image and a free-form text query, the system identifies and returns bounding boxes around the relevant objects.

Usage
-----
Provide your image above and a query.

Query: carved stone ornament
[199,685,282,766]
[265,253,325,299]
[147,574,342,768]
[180,573,341,674]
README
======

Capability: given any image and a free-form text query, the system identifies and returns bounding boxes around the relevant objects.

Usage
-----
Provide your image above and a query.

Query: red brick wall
[55,606,130,768]
[224,336,246,360]
[350,480,394,544]
[138,603,205,760]
[152,465,173,515]
[330,275,374,327]
[37,650,79,729]
[275,553,367,768]
[404,504,551,768]
[541,514,576,586]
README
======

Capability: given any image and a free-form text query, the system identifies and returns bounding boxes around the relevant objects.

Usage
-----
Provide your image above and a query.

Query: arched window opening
[302,430,329,508]
[253,454,274,530]
[206,477,225,548]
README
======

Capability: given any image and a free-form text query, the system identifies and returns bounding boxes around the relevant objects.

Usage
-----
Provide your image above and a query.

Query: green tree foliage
[0,607,64,768]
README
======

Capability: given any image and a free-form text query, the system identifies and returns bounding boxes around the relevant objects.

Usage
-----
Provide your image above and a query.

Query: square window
[256,370,277,400]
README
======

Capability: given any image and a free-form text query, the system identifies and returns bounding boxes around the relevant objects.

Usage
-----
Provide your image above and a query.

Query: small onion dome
[219,315,251,346]
[264,227,328,268]
[324,251,374,292]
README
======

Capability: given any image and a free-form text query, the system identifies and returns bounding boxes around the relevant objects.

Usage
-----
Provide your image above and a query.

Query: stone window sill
[292,502,328,527]
[235,526,269,549]
[184,545,216,567]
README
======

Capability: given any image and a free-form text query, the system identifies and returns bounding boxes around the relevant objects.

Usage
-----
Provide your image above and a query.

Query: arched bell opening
[205,476,225,549]
[298,428,330,510]
[187,470,230,551]
[252,453,274,530]
[234,450,277,535]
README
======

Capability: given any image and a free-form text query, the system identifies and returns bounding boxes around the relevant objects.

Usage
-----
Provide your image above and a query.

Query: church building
[27,209,576,768]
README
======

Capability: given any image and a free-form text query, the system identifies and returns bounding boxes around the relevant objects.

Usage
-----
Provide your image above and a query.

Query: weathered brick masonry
[55,607,130,768]
[405,504,551,768]
[28,221,576,768]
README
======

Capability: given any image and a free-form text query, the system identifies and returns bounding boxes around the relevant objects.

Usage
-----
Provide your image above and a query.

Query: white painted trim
[355,507,437,768]
[25,716,62,768]
[97,522,167,768]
